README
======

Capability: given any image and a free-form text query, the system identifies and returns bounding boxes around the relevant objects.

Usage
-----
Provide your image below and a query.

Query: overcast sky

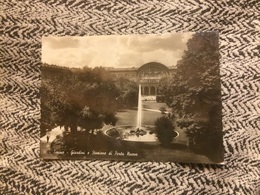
[42,33,194,69]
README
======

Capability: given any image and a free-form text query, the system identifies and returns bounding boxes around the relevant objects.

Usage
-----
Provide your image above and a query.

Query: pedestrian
[46,131,50,143]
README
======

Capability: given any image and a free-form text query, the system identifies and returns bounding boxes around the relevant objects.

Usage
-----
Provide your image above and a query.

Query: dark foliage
[165,32,221,120]
[41,64,120,135]
[154,116,177,147]
[159,32,223,160]
[114,77,138,108]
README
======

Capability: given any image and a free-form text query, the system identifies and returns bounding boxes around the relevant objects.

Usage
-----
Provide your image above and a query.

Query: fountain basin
[105,125,179,143]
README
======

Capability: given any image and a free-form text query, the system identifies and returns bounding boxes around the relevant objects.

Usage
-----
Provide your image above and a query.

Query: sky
[42,33,194,69]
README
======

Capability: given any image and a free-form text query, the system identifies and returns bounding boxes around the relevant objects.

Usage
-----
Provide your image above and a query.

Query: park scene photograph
[40,32,224,164]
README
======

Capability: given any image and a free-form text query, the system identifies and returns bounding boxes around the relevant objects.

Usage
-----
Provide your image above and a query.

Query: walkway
[40,126,64,159]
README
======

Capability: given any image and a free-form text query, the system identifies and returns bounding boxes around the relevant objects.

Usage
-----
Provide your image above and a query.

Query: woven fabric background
[1,0,259,194]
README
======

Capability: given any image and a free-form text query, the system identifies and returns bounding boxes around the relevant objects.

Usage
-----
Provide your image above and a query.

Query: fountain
[105,84,178,143]
[132,84,147,137]
[136,84,142,130]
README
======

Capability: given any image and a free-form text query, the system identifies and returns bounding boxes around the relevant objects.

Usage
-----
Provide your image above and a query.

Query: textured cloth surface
[1,0,259,194]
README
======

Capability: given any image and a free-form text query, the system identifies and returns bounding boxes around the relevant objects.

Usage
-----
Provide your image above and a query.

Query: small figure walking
[46,131,50,143]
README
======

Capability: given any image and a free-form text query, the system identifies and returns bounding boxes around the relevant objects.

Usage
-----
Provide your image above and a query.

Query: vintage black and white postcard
[40,32,224,164]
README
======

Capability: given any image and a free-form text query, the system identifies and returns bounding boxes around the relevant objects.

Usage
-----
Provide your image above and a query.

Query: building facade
[106,62,176,96]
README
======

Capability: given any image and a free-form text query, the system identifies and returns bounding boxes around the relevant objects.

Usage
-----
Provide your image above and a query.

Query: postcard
[40,32,224,164]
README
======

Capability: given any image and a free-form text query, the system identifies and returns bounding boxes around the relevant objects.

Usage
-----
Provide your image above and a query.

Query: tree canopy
[41,64,128,135]
[162,32,223,160]
[165,32,222,121]
[114,77,138,108]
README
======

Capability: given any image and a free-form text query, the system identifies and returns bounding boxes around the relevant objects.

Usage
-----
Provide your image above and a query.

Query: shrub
[159,106,167,114]
[154,116,176,146]
[107,128,120,138]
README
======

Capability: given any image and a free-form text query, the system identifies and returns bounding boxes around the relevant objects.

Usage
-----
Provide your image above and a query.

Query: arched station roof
[137,62,169,76]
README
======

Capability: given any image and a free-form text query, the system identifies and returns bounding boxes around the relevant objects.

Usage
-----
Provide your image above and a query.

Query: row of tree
[41,64,138,136]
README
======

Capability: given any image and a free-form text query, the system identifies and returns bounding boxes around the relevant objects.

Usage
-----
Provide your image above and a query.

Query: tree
[157,76,170,95]
[41,64,120,136]
[77,106,104,134]
[154,116,177,147]
[78,66,119,120]
[41,64,81,134]
[114,77,138,108]
[166,32,221,120]
[164,32,223,161]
